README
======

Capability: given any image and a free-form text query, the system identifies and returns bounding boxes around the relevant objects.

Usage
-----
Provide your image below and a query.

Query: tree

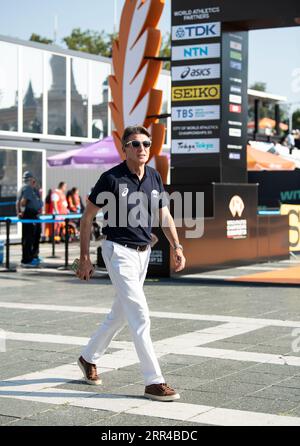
[250,82,267,92]
[249,82,270,120]
[159,33,171,71]
[63,28,117,57]
[293,109,300,130]
[29,33,53,45]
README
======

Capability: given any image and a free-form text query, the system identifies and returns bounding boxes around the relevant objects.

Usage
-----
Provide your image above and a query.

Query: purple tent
[47,136,122,167]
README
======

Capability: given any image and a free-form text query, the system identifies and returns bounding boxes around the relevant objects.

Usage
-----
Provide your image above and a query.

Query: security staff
[77,125,186,402]
[16,171,43,266]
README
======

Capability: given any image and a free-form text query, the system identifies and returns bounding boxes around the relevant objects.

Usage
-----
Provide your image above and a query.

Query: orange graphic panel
[109,0,166,162]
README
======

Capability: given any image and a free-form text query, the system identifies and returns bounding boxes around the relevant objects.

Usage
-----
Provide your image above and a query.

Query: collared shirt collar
[122,160,148,180]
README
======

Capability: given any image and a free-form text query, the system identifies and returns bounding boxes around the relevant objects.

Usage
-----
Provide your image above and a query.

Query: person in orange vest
[44,189,54,241]
[67,187,81,213]
[51,182,68,241]
[67,187,81,239]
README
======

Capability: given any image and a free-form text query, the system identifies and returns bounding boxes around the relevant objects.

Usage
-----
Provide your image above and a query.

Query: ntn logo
[184,46,208,57]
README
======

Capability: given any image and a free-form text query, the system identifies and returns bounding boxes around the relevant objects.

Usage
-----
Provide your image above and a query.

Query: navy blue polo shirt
[88,161,168,246]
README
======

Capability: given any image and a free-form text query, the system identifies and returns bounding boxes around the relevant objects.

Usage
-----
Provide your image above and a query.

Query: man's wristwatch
[173,243,183,251]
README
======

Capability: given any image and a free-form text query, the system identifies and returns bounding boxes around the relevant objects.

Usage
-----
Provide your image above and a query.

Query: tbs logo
[175,109,194,119]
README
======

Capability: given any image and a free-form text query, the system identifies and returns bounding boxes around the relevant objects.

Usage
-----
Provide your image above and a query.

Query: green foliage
[160,33,171,71]
[250,82,267,92]
[63,28,117,57]
[29,33,53,45]
[293,109,300,130]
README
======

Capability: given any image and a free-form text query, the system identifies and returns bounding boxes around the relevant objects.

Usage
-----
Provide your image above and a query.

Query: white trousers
[81,239,165,386]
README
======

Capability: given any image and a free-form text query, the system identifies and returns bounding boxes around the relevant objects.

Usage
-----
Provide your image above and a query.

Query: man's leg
[32,223,41,259]
[21,223,34,264]
[105,242,164,386]
[80,296,126,364]
[80,240,127,365]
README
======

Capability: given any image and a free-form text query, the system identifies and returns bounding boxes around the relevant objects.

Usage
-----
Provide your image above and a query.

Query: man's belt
[109,240,149,252]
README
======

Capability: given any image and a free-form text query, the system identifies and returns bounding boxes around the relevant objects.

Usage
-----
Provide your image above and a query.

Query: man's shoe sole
[144,392,180,402]
[77,358,102,385]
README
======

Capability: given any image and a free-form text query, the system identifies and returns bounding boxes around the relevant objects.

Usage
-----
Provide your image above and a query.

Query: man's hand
[76,258,94,281]
[173,248,186,273]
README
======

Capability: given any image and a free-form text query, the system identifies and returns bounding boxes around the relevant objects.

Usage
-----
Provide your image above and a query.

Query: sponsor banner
[280,204,300,252]
[230,85,242,94]
[172,63,220,81]
[172,43,220,61]
[229,128,242,137]
[172,138,220,154]
[172,84,221,101]
[229,94,242,104]
[229,152,241,160]
[229,104,242,113]
[173,123,219,138]
[227,144,243,149]
[230,50,242,61]
[228,120,242,126]
[172,22,221,40]
[230,41,242,51]
[227,219,247,239]
[230,77,242,84]
[172,7,221,24]
[172,105,220,121]
[230,60,242,70]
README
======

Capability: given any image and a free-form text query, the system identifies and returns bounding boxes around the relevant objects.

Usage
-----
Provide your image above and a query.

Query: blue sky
[0,0,299,109]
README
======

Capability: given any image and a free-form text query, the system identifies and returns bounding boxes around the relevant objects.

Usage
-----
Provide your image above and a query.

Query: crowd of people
[44,182,84,243]
[16,173,97,267]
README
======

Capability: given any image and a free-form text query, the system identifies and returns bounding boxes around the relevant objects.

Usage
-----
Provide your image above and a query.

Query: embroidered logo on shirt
[121,187,129,197]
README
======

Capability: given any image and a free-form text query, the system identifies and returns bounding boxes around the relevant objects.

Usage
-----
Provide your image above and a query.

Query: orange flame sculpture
[109,0,166,163]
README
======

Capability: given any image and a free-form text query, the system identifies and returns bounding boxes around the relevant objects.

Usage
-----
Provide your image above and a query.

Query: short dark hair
[121,125,151,146]
[58,181,66,189]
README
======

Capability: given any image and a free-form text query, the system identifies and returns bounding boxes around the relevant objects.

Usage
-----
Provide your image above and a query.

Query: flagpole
[113,0,117,33]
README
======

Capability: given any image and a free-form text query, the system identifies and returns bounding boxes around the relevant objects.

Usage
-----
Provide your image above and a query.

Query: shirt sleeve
[22,186,32,200]
[156,172,169,209]
[51,192,59,202]
[88,173,112,208]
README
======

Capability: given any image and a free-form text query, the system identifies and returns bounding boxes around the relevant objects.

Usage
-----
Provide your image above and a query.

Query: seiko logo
[172,85,221,101]
[229,195,245,218]
[180,66,211,79]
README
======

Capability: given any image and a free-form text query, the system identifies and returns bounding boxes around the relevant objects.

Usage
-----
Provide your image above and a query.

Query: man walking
[16,171,43,267]
[77,126,186,401]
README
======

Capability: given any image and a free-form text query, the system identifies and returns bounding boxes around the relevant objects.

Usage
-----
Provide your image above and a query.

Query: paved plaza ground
[1,243,300,426]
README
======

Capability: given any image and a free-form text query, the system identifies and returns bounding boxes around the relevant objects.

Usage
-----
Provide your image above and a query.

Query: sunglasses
[125,140,151,149]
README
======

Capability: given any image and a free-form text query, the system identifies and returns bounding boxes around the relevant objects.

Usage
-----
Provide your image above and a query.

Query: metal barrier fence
[0,202,16,207]
[0,213,82,272]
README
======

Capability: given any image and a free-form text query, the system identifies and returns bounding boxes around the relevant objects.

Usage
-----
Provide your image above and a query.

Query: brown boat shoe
[144,383,180,402]
[77,356,102,385]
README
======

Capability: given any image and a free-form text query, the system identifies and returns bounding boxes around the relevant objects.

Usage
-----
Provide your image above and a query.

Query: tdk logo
[176,28,185,39]
[173,22,221,40]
